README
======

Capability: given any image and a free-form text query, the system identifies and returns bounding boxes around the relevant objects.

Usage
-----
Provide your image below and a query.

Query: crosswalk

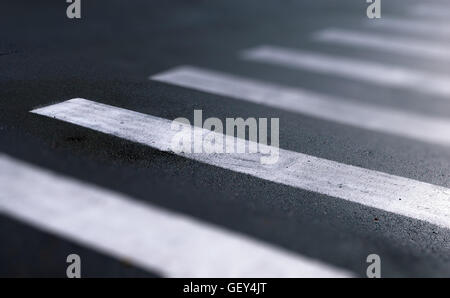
[242,45,450,98]
[31,98,450,230]
[408,4,450,18]
[313,28,450,60]
[365,17,450,36]
[2,2,450,277]
[0,154,351,278]
[152,66,450,146]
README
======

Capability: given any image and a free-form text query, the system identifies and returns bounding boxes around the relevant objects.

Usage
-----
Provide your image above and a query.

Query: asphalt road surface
[1,0,450,278]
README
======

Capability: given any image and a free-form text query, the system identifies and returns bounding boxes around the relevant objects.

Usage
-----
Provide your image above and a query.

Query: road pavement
[0,0,449,277]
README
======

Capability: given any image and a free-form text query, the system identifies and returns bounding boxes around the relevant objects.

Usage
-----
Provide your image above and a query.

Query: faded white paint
[152,66,450,146]
[242,45,450,98]
[32,99,450,229]
[0,153,351,278]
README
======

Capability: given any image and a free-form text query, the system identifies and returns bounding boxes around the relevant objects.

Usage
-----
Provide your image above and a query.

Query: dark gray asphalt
[0,0,449,277]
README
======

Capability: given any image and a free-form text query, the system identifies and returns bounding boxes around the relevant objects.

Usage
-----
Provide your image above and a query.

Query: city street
[0,0,449,277]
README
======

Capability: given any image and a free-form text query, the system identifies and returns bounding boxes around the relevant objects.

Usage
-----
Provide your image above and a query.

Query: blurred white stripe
[152,66,450,146]
[314,28,450,60]
[409,5,450,18]
[0,153,351,278]
[31,99,450,230]
[366,18,450,36]
[242,45,450,98]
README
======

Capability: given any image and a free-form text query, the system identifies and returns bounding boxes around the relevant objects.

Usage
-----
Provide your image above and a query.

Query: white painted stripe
[366,18,450,36]
[0,153,351,278]
[241,45,450,98]
[31,99,450,230]
[409,5,450,18]
[152,66,450,146]
[314,28,450,60]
